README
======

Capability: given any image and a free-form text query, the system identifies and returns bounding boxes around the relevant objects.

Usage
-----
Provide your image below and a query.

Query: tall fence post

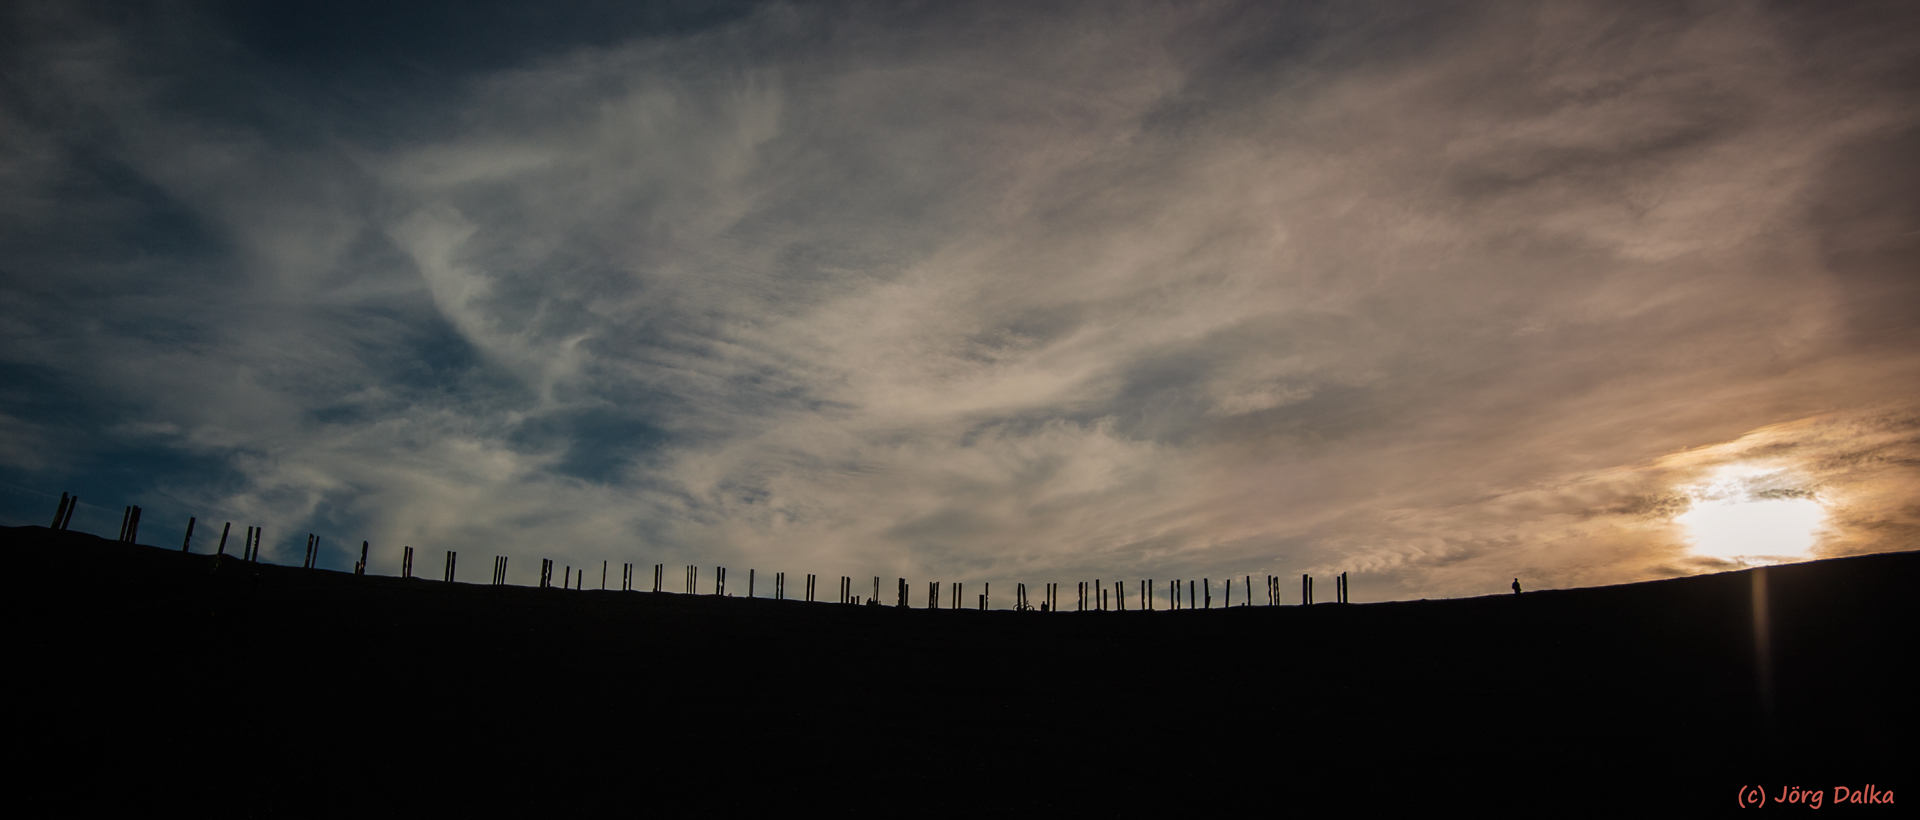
[444,550,456,582]
[180,517,196,553]
[117,505,143,544]
[356,541,369,576]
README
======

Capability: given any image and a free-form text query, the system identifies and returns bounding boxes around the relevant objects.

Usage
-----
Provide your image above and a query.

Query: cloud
[1,0,1916,597]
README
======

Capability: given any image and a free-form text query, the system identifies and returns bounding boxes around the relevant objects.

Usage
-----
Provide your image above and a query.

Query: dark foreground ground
[6,525,1911,814]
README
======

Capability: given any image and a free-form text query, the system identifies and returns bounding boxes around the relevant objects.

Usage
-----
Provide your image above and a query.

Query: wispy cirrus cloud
[2,0,1915,599]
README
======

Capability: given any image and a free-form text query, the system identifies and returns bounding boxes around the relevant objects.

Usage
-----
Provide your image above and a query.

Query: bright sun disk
[1676,468,1824,562]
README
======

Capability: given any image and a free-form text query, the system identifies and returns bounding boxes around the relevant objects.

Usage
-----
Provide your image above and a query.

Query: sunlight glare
[1677,468,1824,562]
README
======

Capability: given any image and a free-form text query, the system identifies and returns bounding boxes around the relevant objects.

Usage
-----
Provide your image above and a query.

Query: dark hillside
[6,525,1910,813]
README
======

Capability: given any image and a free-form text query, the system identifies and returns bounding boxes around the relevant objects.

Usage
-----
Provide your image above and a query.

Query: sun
[1675,466,1824,563]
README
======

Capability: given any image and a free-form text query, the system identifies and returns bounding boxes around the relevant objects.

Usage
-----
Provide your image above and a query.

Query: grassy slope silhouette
[7,524,1910,812]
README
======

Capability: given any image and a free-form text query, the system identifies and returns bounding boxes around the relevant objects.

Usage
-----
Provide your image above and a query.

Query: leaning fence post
[216,522,231,557]
[180,517,196,553]
[50,493,70,529]
[59,496,77,530]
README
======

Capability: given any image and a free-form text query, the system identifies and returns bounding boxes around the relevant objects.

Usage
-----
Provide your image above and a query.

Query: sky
[2,0,1916,603]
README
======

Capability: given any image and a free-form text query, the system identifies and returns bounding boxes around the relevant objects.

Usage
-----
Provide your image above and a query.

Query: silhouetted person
[1512,578,1522,595]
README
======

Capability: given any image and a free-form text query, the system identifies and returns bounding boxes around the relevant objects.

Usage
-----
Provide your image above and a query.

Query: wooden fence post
[180,517,195,553]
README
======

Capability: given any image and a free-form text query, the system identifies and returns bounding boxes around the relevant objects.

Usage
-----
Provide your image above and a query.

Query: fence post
[180,517,196,553]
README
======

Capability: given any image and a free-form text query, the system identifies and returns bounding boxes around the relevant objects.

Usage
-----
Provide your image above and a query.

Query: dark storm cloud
[2,0,1915,597]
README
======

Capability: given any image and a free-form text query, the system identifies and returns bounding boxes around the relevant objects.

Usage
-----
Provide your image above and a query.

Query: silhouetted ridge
[4,525,1910,813]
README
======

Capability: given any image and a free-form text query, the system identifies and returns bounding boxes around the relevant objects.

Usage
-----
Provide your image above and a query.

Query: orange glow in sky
[1677,467,1825,563]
